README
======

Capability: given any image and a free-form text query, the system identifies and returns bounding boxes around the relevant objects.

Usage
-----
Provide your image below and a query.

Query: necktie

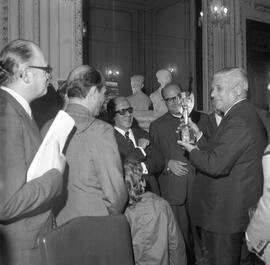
[125,131,133,145]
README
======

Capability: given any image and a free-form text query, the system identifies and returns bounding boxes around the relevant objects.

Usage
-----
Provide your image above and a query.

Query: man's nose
[210,89,215,98]
[124,111,132,117]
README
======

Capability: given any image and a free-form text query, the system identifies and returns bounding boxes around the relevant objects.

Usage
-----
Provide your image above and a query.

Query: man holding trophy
[178,68,267,265]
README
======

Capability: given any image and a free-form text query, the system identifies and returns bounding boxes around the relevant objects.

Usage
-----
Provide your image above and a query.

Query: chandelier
[209,0,229,27]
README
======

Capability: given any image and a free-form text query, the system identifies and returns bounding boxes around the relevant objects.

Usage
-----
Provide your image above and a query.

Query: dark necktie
[125,131,133,145]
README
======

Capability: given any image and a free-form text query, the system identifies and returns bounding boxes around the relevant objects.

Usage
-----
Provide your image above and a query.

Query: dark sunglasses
[28,65,52,75]
[115,107,133,115]
[164,93,181,104]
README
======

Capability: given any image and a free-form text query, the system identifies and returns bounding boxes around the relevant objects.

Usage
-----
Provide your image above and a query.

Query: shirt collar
[114,126,131,136]
[172,113,182,118]
[1,86,32,118]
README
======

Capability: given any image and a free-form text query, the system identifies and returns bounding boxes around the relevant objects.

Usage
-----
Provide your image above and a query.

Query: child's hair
[123,158,146,206]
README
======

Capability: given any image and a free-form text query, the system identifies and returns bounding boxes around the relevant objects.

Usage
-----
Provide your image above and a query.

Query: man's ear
[235,83,243,96]
[20,69,31,84]
[87,85,97,99]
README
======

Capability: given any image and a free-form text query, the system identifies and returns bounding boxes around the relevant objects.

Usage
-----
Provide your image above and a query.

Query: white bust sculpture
[127,75,152,111]
[150,69,172,115]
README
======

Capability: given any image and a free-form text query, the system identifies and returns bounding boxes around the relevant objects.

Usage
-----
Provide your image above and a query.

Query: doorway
[246,19,270,110]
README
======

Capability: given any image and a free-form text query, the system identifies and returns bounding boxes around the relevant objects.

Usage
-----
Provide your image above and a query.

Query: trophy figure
[177,92,196,144]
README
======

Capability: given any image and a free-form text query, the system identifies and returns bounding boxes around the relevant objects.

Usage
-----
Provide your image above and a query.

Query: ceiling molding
[145,0,184,10]
[88,0,145,10]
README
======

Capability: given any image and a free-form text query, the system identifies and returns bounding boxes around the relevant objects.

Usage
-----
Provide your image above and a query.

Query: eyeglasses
[28,65,52,77]
[115,107,133,115]
[164,93,181,105]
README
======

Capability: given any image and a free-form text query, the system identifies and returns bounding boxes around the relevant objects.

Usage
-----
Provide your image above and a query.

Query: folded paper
[27,110,75,182]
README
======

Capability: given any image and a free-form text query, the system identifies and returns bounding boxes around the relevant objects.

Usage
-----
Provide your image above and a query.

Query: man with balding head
[127,74,152,111]
[178,67,267,265]
[43,65,127,226]
[150,69,172,115]
[0,39,65,265]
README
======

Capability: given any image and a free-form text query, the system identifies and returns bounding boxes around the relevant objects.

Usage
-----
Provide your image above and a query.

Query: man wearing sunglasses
[107,96,164,195]
[0,40,65,265]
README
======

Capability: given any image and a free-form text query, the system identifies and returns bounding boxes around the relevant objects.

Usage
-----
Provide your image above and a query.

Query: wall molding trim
[33,0,40,44]
[2,0,8,46]
[254,3,270,13]
[74,0,83,66]
[237,0,270,71]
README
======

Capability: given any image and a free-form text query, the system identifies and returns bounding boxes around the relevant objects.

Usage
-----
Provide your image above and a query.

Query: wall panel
[154,1,193,91]
[86,5,134,96]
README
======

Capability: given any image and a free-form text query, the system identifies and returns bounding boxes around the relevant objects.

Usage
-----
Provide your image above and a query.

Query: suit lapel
[210,113,218,131]
[114,129,127,145]
[131,128,139,146]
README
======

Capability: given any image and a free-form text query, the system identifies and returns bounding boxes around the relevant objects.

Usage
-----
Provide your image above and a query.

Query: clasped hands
[167,159,188,177]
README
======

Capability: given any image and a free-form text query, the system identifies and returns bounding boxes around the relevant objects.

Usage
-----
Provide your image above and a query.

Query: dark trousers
[195,227,254,265]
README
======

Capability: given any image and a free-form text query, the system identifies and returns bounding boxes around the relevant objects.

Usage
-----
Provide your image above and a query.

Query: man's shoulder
[93,118,114,133]
[0,90,21,117]
[151,112,170,126]
[131,126,149,138]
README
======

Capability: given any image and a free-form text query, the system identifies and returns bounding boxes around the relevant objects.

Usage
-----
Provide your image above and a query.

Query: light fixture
[209,0,229,27]
[198,11,203,27]
[168,66,176,74]
[106,68,120,79]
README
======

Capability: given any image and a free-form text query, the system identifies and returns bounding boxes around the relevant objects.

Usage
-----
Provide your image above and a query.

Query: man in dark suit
[178,67,267,265]
[107,96,164,195]
[149,83,203,264]
[0,40,65,265]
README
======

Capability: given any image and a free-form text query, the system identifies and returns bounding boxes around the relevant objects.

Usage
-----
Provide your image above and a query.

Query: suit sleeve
[0,115,63,220]
[149,122,167,168]
[94,126,128,214]
[190,116,251,177]
[133,127,164,175]
[144,143,164,175]
[246,147,270,253]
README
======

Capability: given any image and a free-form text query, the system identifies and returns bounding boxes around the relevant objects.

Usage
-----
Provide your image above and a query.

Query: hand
[52,142,66,174]
[138,138,150,149]
[167,159,188,177]
[177,139,199,153]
